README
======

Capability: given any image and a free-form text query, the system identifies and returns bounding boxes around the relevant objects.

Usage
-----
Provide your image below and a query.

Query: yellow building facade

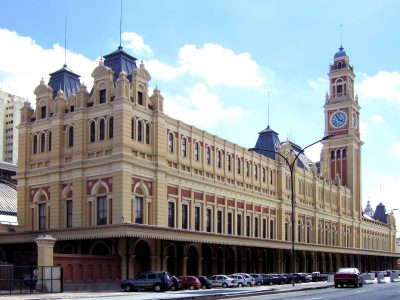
[0,46,398,285]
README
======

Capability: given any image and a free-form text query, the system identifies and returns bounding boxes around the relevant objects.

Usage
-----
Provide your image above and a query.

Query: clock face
[331,111,347,128]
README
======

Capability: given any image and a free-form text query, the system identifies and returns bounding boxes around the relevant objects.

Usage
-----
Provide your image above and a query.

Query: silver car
[229,274,246,287]
[232,273,255,287]
[208,275,236,288]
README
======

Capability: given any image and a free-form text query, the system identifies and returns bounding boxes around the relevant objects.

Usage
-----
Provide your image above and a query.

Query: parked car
[334,267,363,288]
[195,276,212,289]
[232,273,255,287]
[260,274,275,285]
[208,275,236,288]
[179,276,201,290]
[269,273,287,285]
[249,273,264,286]
[169,275,182,291]
[121,271,171,292]
[229,274,246,287]
[311,272,328,282]
[295,273,312,283]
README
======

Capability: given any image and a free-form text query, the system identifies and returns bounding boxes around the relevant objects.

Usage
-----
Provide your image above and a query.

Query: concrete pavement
[0,281,334,300]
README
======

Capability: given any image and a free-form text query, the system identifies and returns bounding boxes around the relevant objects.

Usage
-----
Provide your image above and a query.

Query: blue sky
[1,0,400,232]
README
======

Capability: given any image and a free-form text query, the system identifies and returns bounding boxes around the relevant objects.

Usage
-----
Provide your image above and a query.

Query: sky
[1,0,400,234]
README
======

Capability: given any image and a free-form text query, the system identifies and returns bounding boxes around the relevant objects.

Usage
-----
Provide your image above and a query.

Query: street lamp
[249,134,333,286]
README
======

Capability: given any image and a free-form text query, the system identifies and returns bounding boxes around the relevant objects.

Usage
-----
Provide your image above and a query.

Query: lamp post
[249,134,333,286]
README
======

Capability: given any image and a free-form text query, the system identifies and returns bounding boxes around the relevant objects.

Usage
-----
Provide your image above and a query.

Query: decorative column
[35,235,56,266]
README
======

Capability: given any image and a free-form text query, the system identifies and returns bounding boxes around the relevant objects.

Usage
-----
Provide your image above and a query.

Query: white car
[208,275,236,288]
[229,274,246,287]
[232,273,255,286]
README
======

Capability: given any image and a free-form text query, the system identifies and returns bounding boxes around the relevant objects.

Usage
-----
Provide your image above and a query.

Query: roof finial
[267,91,270,129]
[119,0,123,49]
[339,24,343,49]
[64,16,67,67]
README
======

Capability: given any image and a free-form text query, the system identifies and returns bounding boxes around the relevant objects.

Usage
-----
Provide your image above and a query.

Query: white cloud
[357,71,400,103]
[308,77,328,90]
[304,143,322,162]
[0,28,97,102]
[370,115,384,124]
[391,143,400,156]
[164,82,248,129]
[360,121,369,134]
[145,59,181,81]
[122,32,153,56]
[178,43,264,88]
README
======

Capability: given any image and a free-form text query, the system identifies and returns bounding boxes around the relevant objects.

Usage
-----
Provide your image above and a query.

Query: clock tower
[322,45,362,215]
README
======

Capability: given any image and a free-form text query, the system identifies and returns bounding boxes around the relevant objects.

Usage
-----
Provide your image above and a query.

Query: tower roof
[363,200,375,217]
[334,45,347,59]
[253,126,281,160]
[373,202,387,224]
[48,64,81,99]
[103,46,138,81]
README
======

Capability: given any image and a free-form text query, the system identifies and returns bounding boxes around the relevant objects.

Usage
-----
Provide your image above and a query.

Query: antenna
[64,16,67,67]
[340,24,343,46]
[119,0,123,49]
[267,91,270,128]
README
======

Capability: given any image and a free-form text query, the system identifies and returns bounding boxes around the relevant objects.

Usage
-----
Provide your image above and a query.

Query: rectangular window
[135,196,143,224]
[168,202,175,228]
[206,208,212,232]
[195,206,200,231]
[66,200,72,227]
[237,214,242,235]
[246,215,251,237]
[217,210,222,233]
[41,106,46,119]
[97,196,107,225]
[138,91,143,105]
[227,212,232,235]
[39,203,46,230]
[270,220,274,239]
[263,219,267,239]
[99,89,106,103]
[182,204,188,229]
[285,223,289,241]
[255,217,259,238]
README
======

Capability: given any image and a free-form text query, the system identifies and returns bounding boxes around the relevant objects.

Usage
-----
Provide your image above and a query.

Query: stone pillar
[35,235,56,266]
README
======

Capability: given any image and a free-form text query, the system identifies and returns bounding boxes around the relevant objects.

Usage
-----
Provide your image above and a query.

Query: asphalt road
[232,284,400,300]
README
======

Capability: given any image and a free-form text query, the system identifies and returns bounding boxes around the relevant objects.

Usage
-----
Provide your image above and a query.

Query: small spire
[339,24,343,49]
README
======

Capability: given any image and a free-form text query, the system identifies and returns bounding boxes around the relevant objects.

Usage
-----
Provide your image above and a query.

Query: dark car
[294,273,312,283]
[249,273,264,286]
[169,275,182,291]
[196,276,212,289]
[334,267,363,288]
[121,271,171,292]
[260,274,275,285]
[179,276,201,290]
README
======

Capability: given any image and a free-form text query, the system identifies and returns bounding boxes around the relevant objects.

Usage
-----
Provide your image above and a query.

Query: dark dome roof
[334,45,347,59]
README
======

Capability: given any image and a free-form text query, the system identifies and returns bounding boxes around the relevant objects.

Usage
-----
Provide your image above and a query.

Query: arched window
[227,154,232,171]
[194,142,199,161]
[254,163,258,179]
[33,135,38,154]
[262,167,266,183]
[330,150,335,160]
[99,89,106,104]
[137,121,143,142]
[48,131,52,151]
[135,196,144,224]
[335,79,346,97]
[168,132,174,153]
[246,161,250,177]
[40,133,45,153]
[68,127,74,147]
[342,149,347,159]
[145,123,151,145]
[206,146,211,165]
[270,170,273,184]
[90,121,96,142]
[108,117,114,139]
[181,137,187,157]
[237,157,241,174]
[336,149,341,159]
[217,150,222,168]
[99,119,105,140]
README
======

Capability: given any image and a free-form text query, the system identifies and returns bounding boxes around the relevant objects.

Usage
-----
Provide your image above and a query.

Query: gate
[0,265,63,295]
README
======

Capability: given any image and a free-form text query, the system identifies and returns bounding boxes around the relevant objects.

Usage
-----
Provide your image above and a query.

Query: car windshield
[337,268,357,273]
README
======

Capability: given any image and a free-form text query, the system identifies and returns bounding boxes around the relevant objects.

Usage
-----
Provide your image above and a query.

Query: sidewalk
[0,282,334,300]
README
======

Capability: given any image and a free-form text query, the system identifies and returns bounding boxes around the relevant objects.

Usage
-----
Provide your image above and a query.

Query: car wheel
[359,282,363,287]
[354,281,358,288]
[170,285,176,291]
[238,283,243,287]
[153,284,161,292]
[201,285,206,289]
[257,282,262,286]
[247,282,251,287]
[334,283,338,288]
[269,281,273,285]
[124,284,134,292]
[222,283,228,288]
[189,285,195,290]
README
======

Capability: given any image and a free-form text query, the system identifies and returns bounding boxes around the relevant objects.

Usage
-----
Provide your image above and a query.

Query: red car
[179,276,201,290]
[334,267,363,288]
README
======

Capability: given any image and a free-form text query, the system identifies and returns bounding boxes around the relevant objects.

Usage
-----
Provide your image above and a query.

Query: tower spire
[267,91,270,128]
[64,16,67,67]
[340,24,343,47]
[119,0,123,49]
